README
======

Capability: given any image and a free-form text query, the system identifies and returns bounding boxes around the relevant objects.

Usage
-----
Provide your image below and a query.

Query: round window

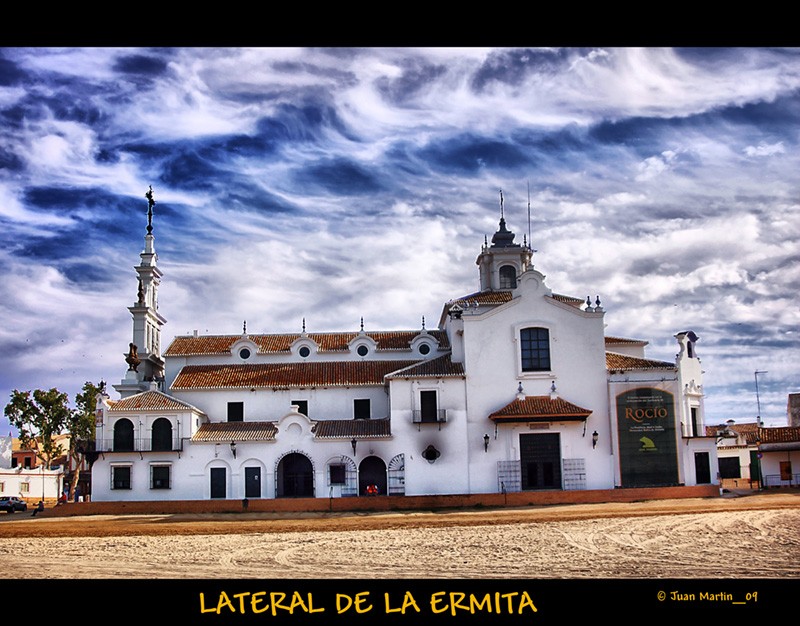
[357,345,369,357]
[419,343,430,355]
[239,348,251,360]
[299,346,310,358]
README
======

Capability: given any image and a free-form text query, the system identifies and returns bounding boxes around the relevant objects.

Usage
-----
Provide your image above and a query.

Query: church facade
[91,192,717,501]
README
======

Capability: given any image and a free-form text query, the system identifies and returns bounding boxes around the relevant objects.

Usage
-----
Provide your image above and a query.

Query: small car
[0,496,28,513]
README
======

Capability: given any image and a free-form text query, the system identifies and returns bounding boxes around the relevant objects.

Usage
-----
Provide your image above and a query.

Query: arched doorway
[358,456,387,496]
[276,453,314,497]
[113,419,134,451]
[151,418,173,451]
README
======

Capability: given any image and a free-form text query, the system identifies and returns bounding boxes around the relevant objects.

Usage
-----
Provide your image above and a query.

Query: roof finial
[360,317,364,332]
[499,189,504,219]
[421,316,426,330]
[242,320,247,335]
[145,185,155,235]
[302,317,306,333]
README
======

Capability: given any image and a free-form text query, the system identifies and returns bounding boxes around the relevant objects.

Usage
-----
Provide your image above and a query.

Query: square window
[354,399,370,420]
[293,400,309,416]
[151,465,171,489]
[329,464,346,485]
[227,402,244,422]
[112,466,131,490]
[20,482,29,493]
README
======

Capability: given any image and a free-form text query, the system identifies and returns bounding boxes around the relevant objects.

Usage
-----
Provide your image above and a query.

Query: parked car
[0,496,28,513]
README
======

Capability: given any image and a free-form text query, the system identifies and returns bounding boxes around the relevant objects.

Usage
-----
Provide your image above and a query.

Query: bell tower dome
[476,190,533,291]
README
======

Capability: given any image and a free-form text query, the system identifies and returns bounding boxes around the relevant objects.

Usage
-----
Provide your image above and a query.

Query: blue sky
[1,47,798,433]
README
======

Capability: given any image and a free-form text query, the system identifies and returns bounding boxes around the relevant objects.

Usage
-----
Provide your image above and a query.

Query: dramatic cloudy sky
[1,47,798,434]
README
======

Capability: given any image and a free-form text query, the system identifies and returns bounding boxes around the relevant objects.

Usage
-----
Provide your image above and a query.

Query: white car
[0,496,28,513]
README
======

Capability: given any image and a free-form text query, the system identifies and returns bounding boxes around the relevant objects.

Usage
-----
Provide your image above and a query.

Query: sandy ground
[1,490,799,579]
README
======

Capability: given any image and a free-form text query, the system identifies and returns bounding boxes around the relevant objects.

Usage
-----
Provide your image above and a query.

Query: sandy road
[1,491,798,579]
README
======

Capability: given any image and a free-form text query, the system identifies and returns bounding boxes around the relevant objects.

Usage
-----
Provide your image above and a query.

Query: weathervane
[145,185,155,234]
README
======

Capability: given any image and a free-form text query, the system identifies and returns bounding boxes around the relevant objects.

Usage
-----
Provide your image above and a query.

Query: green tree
[4,388,70,471]
[4,383,101,501]
[66,381,101,499]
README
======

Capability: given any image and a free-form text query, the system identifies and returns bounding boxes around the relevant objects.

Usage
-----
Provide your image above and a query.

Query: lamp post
[754,370,767,426]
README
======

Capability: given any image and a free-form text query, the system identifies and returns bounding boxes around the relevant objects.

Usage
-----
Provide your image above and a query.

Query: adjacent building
[91,193,717,501]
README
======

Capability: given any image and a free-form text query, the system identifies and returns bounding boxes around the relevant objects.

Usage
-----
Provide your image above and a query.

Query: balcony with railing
[96,437,183,453]
[412,409,447,429]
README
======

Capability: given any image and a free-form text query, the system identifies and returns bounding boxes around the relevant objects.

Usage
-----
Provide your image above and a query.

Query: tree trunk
[68,451,83,500]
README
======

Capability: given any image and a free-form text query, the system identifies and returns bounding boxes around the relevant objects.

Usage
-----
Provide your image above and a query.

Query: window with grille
[520,327,550,372]
[151,465,171,489]
[112,466,131,490]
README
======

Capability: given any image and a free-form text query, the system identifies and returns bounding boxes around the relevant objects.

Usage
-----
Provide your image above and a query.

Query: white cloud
[743,141,786,157]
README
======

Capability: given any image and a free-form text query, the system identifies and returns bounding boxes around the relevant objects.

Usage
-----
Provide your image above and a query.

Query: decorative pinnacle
[145,186,155,234]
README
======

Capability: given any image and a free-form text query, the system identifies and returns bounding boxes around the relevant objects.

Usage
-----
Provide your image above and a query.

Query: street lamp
[755,370,767,426]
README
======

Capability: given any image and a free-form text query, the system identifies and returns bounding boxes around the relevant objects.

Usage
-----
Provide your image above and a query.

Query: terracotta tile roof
[606,352,675,370]
[759,426,800,445]
[447,290,514,308]
[313,418,392,439]
[489,396,592,422]
[550,293,585,308]
[386,354,465,379]
[605,336,648,347]
[171,360,423,390]
[107,390,205,414]
[164,330,449,356]
[704,421,760,444]
[191,421,278,442]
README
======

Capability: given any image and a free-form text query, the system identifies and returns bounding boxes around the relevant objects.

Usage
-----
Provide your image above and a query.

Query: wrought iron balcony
[412,409,447,424]
[95,438,183,453]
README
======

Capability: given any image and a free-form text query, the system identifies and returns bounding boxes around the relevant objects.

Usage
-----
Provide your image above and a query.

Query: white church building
[91,191,717,501]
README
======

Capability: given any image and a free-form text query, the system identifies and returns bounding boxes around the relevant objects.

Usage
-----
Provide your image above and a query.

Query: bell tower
[115,186,167,398]
[476,190,533,291]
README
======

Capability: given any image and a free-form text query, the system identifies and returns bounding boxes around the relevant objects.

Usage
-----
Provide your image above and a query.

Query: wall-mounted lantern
[422,444,440,464]
[351,438,357,456]
[230,441,237,459]
[483,433,490,452]
[592,431,599,449]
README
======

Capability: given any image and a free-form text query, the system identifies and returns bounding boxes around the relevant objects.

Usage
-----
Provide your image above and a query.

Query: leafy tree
[4,388,70,471]
[4,382,101,500]
[66,381,101,499]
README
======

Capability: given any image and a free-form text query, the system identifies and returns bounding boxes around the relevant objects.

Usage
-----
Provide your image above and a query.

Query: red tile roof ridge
[489,395,592,420]
[107,389,206,414]
[606,352,675,370]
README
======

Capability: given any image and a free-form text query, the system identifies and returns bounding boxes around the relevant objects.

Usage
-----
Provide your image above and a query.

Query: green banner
[616,387,679,487]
